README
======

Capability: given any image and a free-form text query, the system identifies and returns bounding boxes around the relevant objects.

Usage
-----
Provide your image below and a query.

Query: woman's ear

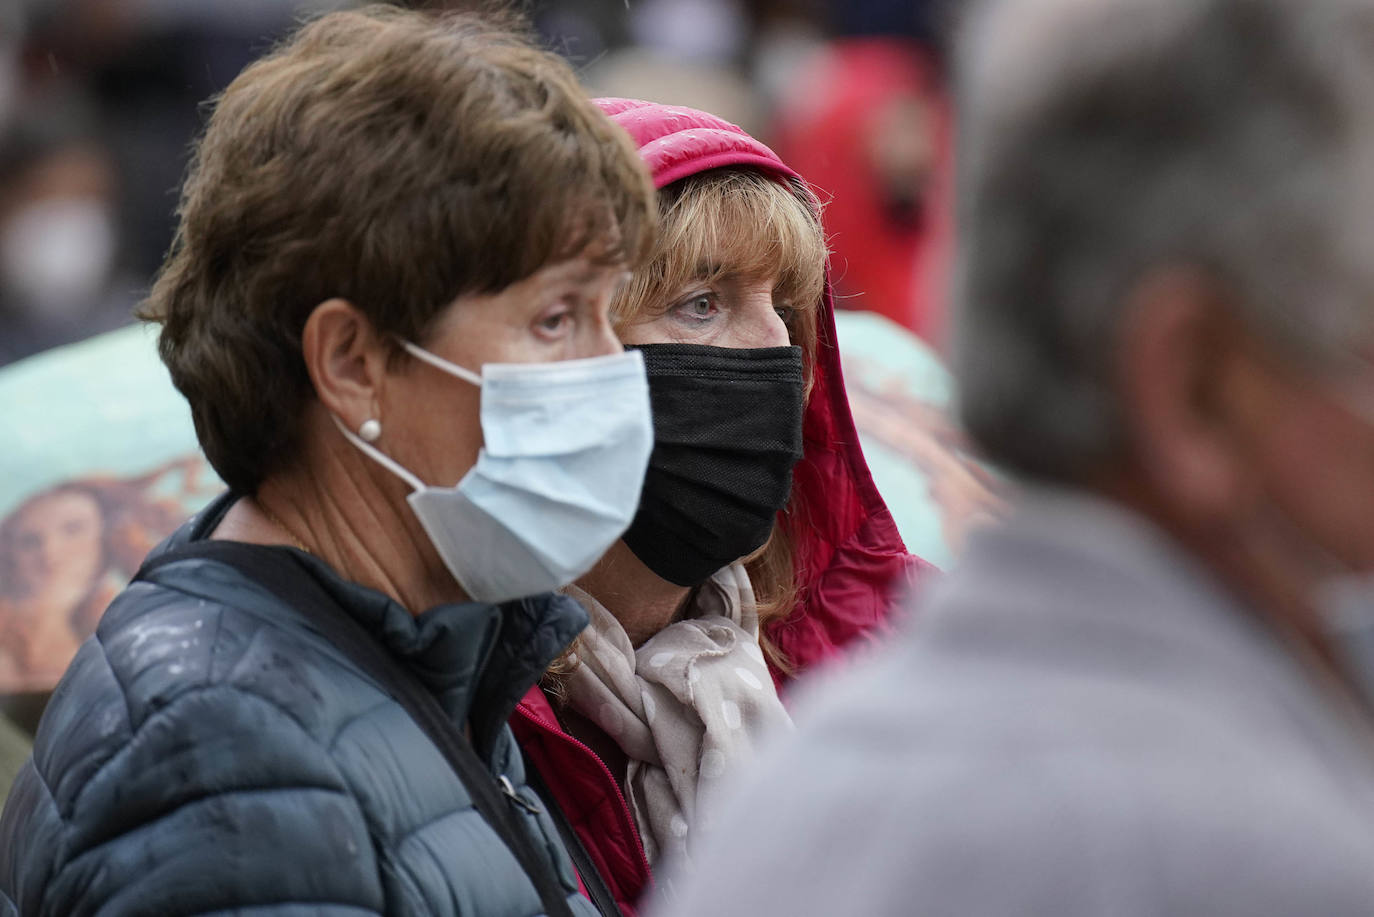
[300,298,389,430]
[1114,267,1261,525]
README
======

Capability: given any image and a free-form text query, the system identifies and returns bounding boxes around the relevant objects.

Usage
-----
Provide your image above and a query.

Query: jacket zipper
[498,774,544,816]
[514,704,655,885]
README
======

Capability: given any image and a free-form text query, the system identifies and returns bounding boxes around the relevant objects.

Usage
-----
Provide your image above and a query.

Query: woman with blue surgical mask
[0,11,655,916]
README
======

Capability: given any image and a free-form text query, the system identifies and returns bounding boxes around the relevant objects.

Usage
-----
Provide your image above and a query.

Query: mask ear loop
[332,414,426,492]
[332,342,482,491]
[401,341,483,386]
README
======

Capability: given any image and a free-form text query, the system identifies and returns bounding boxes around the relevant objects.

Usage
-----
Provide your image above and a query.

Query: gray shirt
[652,489,1374,916]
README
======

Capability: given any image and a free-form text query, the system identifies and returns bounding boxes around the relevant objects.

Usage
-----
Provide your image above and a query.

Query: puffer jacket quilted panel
[0,497,598,917]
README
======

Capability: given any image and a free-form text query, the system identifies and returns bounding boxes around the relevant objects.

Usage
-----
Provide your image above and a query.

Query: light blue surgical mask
[335,342,653,604]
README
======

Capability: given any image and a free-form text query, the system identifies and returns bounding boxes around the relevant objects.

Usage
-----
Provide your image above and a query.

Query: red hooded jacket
[511,98,930,915]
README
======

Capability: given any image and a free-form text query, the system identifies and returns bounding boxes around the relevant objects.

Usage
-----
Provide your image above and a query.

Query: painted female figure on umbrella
[0,457,209,691]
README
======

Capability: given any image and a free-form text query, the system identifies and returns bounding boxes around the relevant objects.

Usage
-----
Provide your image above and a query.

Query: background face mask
[621,343,805,587]
[339,344,653,604]
[0,197,117,318]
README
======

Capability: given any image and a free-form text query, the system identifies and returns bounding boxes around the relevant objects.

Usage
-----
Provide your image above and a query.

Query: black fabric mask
[623,343,805,587]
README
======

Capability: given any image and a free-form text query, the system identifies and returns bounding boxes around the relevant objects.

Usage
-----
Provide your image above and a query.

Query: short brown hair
[141,5,655,494]
[612,167,828,664]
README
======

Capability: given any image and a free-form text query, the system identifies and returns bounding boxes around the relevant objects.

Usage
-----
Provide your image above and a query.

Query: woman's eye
[537,309,571,334]
[675,293,717,321]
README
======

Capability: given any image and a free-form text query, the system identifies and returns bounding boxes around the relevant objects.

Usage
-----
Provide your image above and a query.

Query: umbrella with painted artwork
[1,326,220,704]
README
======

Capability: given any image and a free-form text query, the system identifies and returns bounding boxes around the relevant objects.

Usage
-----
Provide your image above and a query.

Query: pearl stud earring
[359,419,382,442]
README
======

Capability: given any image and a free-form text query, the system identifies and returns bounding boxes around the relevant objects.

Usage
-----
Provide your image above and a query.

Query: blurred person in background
[651,0,1374,914]
[0,7,658,914]
[0,93,133,365]
[580,0,763,135]
[770,38,951,341]
[17,0,353,280]
[513,98,929,915]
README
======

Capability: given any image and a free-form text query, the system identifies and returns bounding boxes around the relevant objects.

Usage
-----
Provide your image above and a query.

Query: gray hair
[953,0,1374,481]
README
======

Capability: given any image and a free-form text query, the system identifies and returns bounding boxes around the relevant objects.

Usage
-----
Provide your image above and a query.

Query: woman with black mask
[510,99,932,916]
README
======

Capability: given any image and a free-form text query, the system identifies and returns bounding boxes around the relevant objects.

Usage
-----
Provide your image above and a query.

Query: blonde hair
[615,167,828,669]
[613,168,825,377]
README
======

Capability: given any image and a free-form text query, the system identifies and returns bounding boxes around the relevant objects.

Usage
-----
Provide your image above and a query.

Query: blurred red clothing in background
[772,38,953,345]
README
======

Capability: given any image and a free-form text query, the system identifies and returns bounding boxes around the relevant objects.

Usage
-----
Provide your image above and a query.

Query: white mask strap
[402,341,483,387]
[331,414,426,492]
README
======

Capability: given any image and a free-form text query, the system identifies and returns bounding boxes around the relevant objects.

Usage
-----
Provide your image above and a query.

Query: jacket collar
[162,491,589,756]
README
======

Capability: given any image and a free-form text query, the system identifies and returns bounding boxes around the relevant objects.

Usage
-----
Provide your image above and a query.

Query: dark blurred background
[0,0,954,369]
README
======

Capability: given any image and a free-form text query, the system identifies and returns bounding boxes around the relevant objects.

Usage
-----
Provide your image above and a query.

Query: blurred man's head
[952,0,1374,634]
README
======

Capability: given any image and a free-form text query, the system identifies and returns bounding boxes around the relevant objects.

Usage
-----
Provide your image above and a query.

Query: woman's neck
[575,539,691,647]
[210,407,466,615]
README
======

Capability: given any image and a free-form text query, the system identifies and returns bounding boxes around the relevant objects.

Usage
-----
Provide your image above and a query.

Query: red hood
[597,98,930,680]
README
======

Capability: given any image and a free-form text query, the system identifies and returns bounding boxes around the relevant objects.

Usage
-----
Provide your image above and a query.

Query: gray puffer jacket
[0,494,599,916]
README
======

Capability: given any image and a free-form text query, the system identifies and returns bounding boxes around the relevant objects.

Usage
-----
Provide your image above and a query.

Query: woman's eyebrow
[692,260,727,281]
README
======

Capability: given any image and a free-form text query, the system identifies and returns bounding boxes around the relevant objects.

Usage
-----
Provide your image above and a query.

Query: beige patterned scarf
[561,565,793,867]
